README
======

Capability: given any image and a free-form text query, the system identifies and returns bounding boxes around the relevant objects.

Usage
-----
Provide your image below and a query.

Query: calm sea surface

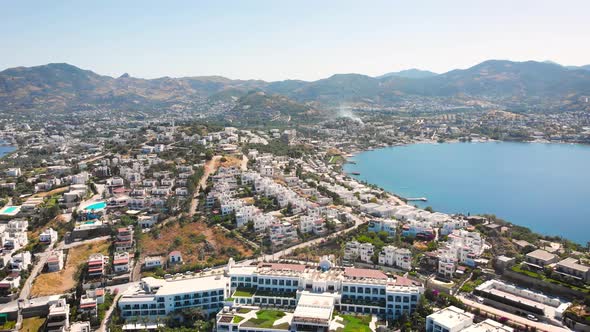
[0,145,15,158]
[344,142,590,244]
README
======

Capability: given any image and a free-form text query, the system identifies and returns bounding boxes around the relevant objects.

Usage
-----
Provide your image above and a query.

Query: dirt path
[189,155,221,217]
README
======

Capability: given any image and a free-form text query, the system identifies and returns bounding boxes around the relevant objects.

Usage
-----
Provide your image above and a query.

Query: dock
[406,197,427,202]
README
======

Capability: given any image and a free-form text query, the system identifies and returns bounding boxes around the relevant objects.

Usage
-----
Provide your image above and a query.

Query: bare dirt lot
[31,239,110,297]
[141,221,253,268]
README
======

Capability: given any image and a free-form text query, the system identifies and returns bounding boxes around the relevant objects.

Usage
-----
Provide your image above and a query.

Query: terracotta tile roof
[344,267,387,279]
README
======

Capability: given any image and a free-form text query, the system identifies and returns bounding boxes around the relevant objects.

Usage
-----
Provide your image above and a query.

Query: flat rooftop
[463,319,513,332]
[428,306,473,328]
[154,274,226,296]
[293,292,335,322]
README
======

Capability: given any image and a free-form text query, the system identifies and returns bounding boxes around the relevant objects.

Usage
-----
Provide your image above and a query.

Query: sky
[1,0,589,81]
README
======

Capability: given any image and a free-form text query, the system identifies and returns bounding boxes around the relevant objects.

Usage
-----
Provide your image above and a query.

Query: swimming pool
[3,206,17,213]
[84,201,106,211]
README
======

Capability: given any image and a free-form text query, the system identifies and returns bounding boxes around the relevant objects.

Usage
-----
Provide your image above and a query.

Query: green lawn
[337,315,372,332]
[0,321,16,330]
[237,308,252,314]
[233,316,244,323]
[233,288,256,297]
[242,310,286,329]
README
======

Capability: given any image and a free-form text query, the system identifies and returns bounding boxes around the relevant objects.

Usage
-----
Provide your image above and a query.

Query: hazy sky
[2,0,589,81]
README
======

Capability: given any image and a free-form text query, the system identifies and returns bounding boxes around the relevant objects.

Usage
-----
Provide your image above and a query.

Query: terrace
[240,310,290,330]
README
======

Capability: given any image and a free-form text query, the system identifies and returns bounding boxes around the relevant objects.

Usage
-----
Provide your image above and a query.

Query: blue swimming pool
[4,206,17,213]
[1,206,18,213]
[84,201,106,211]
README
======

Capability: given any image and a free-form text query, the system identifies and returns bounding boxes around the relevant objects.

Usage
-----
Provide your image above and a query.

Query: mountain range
[1,60,590,113]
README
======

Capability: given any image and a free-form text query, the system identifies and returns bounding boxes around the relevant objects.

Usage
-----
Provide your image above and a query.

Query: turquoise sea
[0,145,15,158]
[344,142,590,244]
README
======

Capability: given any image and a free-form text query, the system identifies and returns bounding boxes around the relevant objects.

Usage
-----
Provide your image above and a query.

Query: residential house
[525,249,558,269]
[143,256,163,270]
[39,228,59,244]
[113,252,131,274]
[47,250,65,272]
[168,251,183,265]
[378,246,412,270]
[46,298,70,332]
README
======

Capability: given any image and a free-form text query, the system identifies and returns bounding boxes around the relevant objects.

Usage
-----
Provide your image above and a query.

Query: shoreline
[340,140,586,245]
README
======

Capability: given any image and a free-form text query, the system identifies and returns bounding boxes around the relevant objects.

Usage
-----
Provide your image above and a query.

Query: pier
[406,197,427,202]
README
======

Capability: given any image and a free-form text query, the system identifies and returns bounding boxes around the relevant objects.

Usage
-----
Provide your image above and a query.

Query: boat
[351,172,361,175]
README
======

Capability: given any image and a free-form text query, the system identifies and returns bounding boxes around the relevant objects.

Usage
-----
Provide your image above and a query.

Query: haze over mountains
[1,60,590,113]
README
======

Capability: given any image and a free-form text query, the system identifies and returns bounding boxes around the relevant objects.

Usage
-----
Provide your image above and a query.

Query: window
[272,279,278,285]
[343,286,349,292]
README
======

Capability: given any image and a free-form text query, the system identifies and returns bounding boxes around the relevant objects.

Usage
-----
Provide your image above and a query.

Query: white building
[47,298,70,332]
[39,228,59,244]
[378,246,412,270]
[143,256,163,270]
[426,306,474,332]
[9,251,32,271]
[47,250,65,272]
[344,241,374,263]
[118,275,227,320]
[5,168,21,177]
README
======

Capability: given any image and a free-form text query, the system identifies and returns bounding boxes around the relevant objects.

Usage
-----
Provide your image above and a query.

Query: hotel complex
[118,257,424,330]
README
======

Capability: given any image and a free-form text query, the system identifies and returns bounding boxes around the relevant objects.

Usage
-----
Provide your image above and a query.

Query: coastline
[341,140,588,245]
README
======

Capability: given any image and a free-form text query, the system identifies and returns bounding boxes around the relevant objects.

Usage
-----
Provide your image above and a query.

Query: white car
[526,314,538,321]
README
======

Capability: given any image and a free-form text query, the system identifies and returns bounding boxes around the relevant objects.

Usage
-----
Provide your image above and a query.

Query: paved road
[458,295,570,332]
[19,249,51,301]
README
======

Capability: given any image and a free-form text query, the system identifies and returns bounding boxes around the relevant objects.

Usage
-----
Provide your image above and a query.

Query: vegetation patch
[233,288,255,297]
[19,316,45,332]
[141,219,253,271]
[336,314,372,332]
[242,310,286,329]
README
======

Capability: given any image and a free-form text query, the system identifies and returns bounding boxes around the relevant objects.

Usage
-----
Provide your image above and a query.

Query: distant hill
[226,91,319,124]
[1,60,590,113]
[377,68,438,79]
[566,64,590,71]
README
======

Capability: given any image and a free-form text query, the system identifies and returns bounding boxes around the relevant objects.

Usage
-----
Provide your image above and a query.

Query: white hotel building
[118,275,228,320]
[227,258,423,321]
[118,259,423,325]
